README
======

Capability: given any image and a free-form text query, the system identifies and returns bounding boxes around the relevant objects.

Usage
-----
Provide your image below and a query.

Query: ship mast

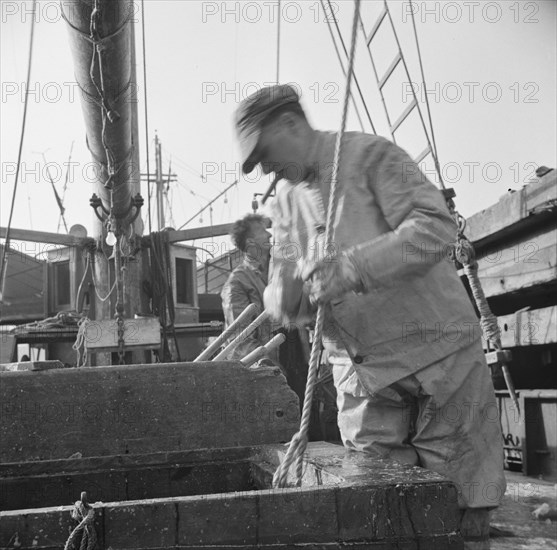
[61,0,148,360]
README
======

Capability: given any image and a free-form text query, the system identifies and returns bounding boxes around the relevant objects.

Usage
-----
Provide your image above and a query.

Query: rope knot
[455,238,476,266]
[64,492,97,550]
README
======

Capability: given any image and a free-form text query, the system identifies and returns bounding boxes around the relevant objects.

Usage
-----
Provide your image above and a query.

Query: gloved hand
[300,250,362,304]
[264,261,306,324]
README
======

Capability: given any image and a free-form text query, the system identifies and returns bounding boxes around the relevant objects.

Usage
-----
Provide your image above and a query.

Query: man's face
[251,114,307,184]
[247,221,272,260]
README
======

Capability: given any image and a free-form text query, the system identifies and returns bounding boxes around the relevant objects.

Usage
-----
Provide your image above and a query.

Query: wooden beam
[466,171,556,248]
[485,350,512,365]
[496,306,557,347]
[167,223,235,243]
[469,224,557,298]
[0,443,461,548]
[85,317,161,351]
[0,227,93,247]
[0,361,299,462]
[0,360,67,372]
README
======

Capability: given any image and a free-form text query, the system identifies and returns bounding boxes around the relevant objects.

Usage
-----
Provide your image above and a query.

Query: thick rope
[73,317,91,368]
[64,494,97,550]
[454,212,520,418]
[273,0,361,489]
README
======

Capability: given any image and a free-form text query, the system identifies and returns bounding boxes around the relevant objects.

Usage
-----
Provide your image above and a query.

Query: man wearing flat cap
[235,84,505,549]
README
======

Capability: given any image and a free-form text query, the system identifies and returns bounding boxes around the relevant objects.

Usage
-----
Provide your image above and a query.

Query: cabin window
[55,261,71,306]
[176,257,194,305]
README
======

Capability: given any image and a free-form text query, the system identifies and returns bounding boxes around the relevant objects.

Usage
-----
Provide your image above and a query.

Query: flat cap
[235,84,300,174]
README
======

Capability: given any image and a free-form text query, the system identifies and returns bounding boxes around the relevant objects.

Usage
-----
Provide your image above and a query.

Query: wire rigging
[324,0,376,134]
[319,0,366,132]
[88,0,117,190]
[276,0,281,84]
[0,0,37,302]
[409,0,443,186]
[383,1,439,180]
[160,150,222,192]
[141,0,152,233]
[177,180,238,231]
[273,0,362,489]
[58,141,74,233]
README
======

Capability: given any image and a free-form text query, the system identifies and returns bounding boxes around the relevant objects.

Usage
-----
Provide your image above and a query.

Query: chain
[453,210,476,267]
[443,195,475,268]
[106,186,127,365]
[113,223,126,364]
[116,311,126,365]
[88,1,130,366]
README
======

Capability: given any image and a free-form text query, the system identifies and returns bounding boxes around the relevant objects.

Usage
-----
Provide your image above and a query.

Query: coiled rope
[273,0,361,489]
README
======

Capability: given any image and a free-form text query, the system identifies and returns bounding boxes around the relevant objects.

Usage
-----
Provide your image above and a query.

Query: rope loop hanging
[88,0,119,189]
[73,317,91,368]
[273,0,362,489]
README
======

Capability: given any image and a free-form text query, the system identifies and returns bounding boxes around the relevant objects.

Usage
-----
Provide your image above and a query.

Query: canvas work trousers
[334,340,507,510]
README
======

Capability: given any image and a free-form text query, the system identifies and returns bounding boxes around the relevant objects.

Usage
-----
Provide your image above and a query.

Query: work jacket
[266,131,480,394]
[220,255,272,361]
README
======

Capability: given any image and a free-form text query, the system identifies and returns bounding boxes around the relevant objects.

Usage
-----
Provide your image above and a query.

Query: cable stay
[177,180,238,231]
[322,0,376,134]
[34,150,69,234]
[358,0,440,174]
[319,0,366,133]
[276,0,281,84]
[0,0,38,303]
[57,141,74,233]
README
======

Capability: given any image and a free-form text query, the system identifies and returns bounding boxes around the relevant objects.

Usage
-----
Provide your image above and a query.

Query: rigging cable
[409,0,443,186]
[319,0,366,132]
[323,0,376,134]
[26,180,33,230]
[177,180,238,230]
[383,1,439,180]
[161,150,222,192]
[357,13,393,137]
[89,0,117,189]
[0,0,37,301]
[141,0,152,233]
[273,0,361,489]
[276,0,281,84]
[58,141,75,232]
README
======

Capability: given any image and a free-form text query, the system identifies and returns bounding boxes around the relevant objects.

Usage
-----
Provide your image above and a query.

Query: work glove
[264,261,307,325]
[300,249,362,304]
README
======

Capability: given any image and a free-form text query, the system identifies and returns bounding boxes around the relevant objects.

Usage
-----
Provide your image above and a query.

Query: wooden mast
[61,0,148,363]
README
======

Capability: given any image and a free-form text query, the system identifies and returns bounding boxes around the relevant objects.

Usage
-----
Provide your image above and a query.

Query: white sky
[1,0,556,257]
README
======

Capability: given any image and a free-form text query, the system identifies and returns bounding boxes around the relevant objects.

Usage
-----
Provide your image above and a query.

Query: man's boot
[460,508,491,550]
